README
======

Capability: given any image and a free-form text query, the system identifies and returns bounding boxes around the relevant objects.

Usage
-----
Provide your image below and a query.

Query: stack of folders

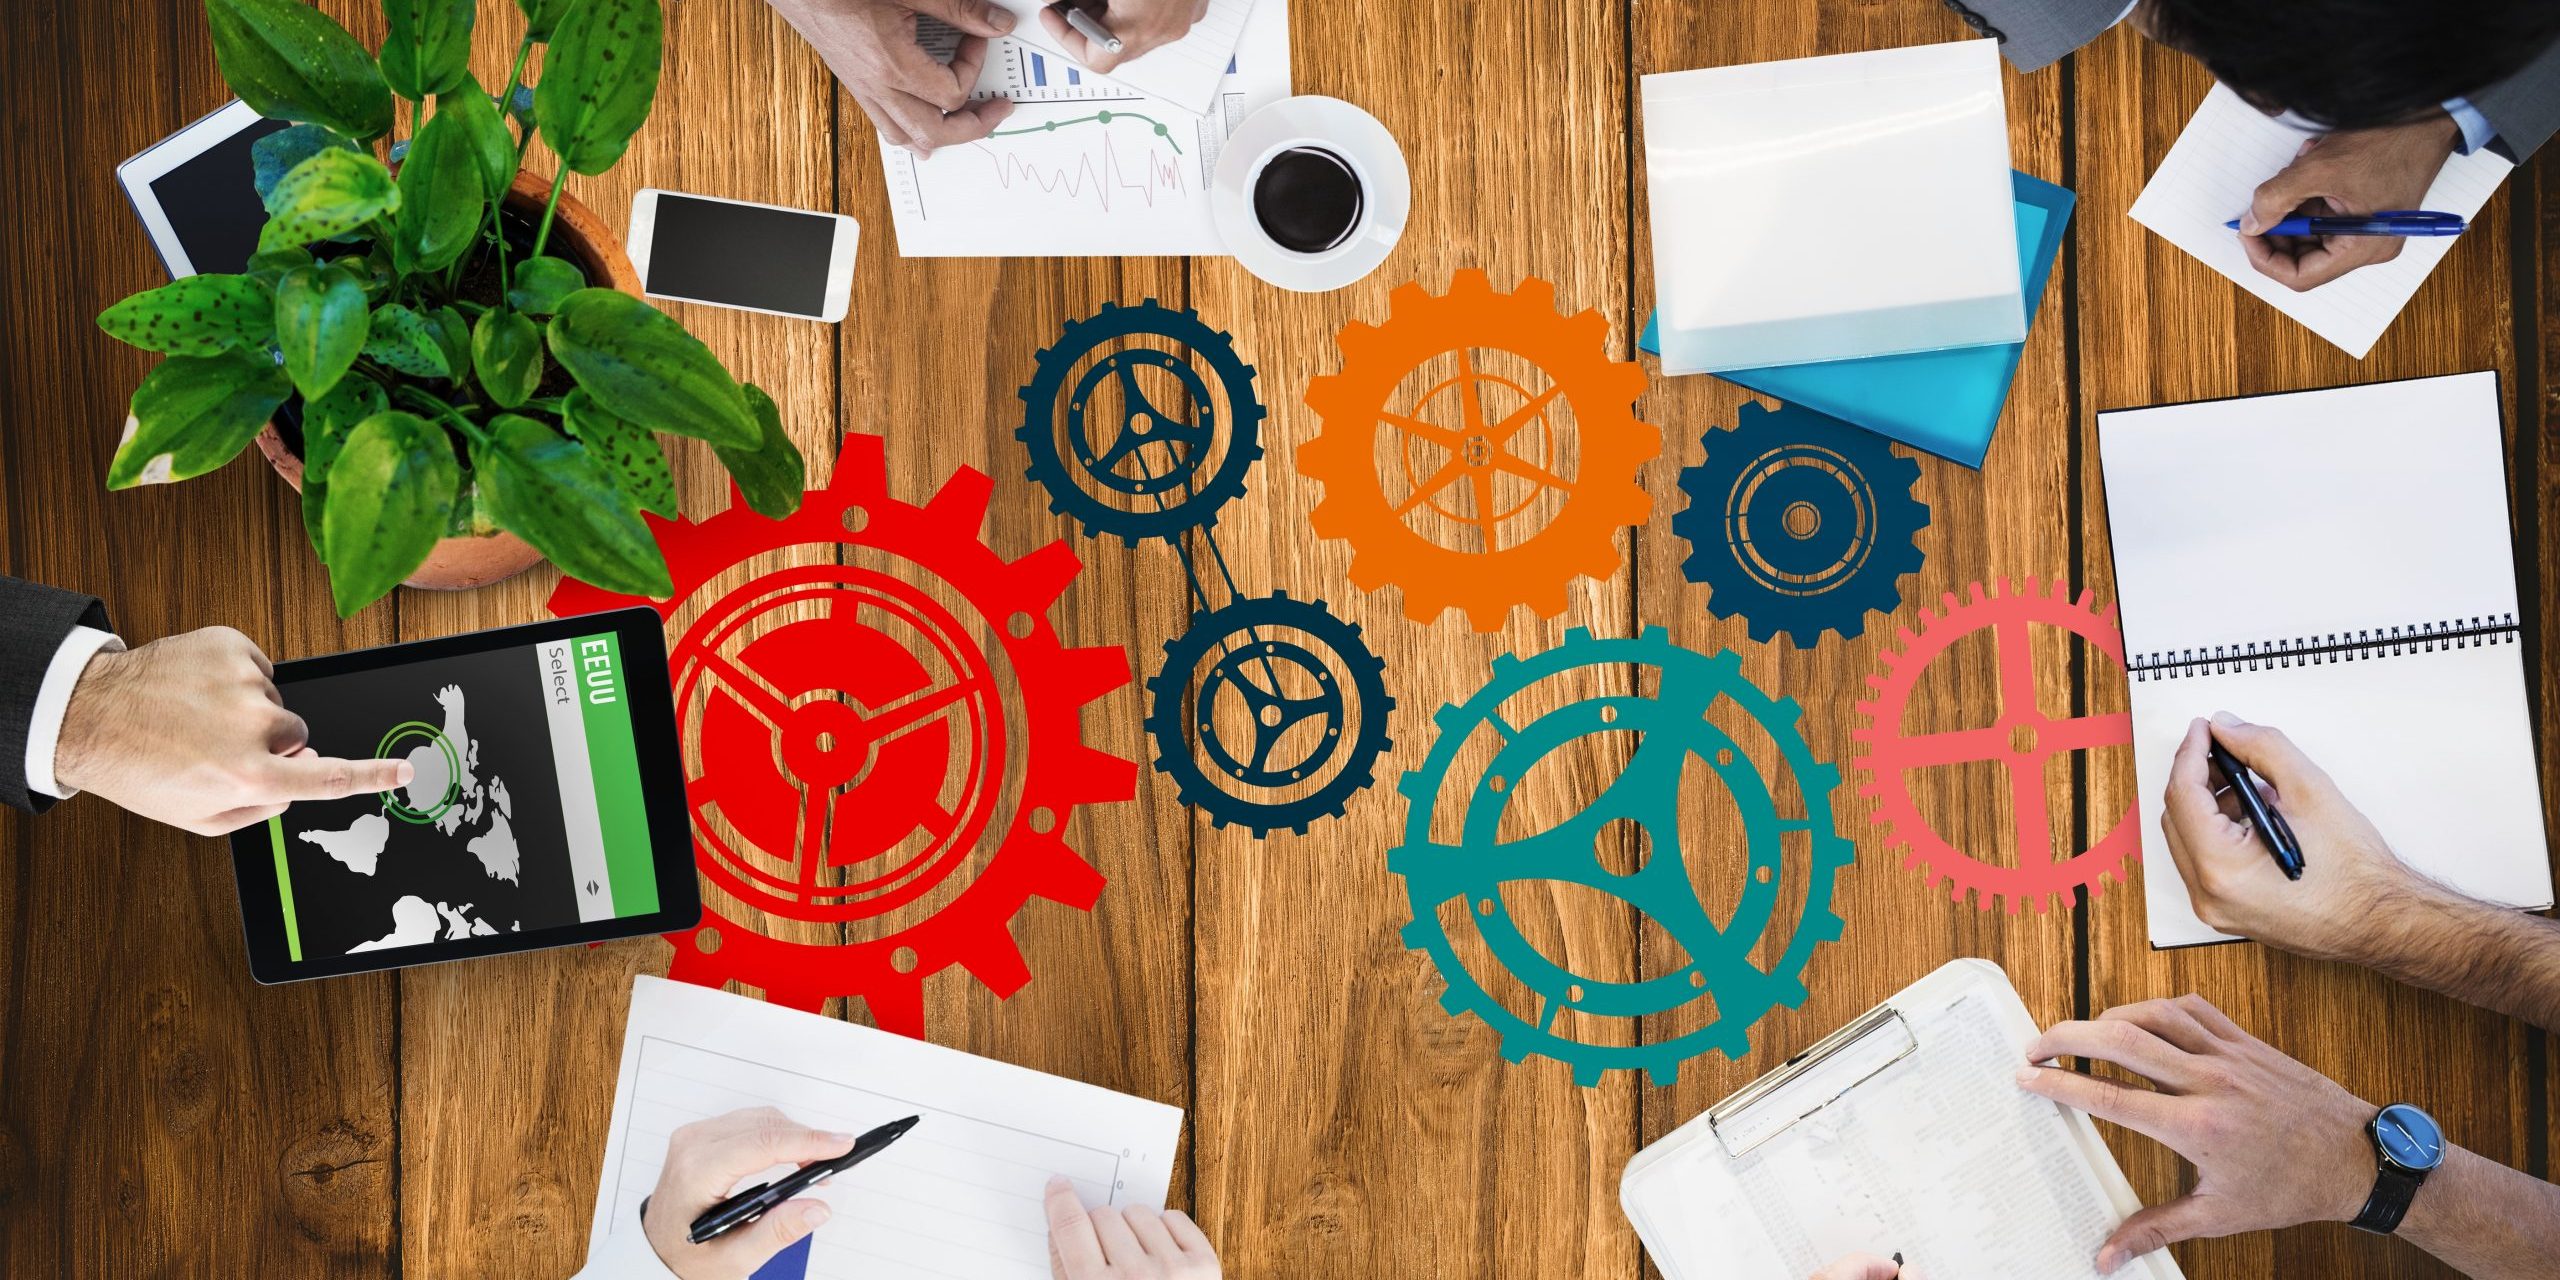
[1640,39,2061,467]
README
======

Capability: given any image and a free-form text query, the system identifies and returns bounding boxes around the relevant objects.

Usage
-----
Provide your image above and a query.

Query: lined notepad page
[2097,373,2552,946]
[990,0,1259,114]
[587,978,1184,1280]
[2129,84,2511,358]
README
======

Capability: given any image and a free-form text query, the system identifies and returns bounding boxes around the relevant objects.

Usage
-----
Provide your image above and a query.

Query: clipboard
[1620,959,2183,1280]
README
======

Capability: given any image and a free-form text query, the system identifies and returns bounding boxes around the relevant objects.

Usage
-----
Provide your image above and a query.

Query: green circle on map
[376,721,461,824]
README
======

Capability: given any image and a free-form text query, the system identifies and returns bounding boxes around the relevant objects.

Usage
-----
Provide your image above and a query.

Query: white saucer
[1212,96,1409,293]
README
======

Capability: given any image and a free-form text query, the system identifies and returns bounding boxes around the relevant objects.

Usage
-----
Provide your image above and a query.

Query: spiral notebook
[2097,372,2552,948]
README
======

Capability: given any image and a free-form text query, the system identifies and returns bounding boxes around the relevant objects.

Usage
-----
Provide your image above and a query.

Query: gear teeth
[1007,541,1084,616]
[1570,1059,1607,1088]
[1513,276,1557,311]
[1433,703,1474,733]
[960,937,1035,995]
[1439,987,1473,1016]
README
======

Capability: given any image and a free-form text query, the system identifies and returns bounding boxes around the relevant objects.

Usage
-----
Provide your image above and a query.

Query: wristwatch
[2350,1103,2446,1234]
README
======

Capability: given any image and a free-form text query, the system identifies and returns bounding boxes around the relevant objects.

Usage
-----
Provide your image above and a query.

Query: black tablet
[228,609,700,983]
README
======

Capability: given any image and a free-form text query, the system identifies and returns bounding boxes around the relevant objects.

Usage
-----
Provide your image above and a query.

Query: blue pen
[2207,739,2303,880]
[2224,209,2465,238]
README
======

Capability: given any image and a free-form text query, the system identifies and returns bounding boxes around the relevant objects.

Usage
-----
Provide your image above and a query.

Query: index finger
[700,1120,863,1182]
[1038,6,1117,72]
[1044,1177,1106,1272]
[899,95,1016,149]
[2161,718,2227,838]
[263,752,410,802]
[2016,1064,2183,1147]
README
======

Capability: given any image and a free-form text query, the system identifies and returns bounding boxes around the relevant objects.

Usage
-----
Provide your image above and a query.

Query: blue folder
[1640,171,2074,469]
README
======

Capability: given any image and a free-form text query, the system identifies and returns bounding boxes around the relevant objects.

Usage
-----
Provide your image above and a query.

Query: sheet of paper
[587,977,1184,1280]
[2128,84,2511,359]
[884,1,1289,257]
[2096,373,2551,946]
[990,0,1256,115]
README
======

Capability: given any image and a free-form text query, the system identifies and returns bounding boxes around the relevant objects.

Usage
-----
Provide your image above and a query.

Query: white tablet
[116,98,292,278]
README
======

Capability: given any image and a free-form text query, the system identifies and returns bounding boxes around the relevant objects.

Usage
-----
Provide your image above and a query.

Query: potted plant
[96,0,804,616]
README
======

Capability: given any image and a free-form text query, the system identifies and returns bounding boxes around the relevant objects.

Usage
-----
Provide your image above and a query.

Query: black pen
[687,1115,921,1245]
[2208,738,2304,880]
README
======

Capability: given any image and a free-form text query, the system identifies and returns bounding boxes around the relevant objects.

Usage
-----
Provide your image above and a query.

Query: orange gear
[1299,271,1659,631]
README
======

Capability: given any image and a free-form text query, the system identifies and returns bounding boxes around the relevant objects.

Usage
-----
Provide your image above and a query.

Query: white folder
[1622,960,2181,1280]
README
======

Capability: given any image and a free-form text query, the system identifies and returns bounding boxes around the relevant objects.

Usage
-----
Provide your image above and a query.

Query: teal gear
[1391,627,1852,1086]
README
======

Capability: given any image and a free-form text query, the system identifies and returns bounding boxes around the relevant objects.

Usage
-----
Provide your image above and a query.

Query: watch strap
[2350,1158,2424,1234]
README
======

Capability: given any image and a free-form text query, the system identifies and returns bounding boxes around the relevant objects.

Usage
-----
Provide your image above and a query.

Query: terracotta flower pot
[254,170,643,593]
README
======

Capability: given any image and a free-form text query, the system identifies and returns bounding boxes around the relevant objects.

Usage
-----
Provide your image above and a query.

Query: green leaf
[717,384,807,519]
[513,0,580,42]
[203,0,394,140]
[506,255,585,315]
[472,413,672,596]
[259,148,400,251]
[96,275,274,355]
[428,306,474,378]
[441,74,520,196]
[273,264,371,399]
[447,475,501,537]
[327,251,397,301]
[245,247,312,289]
[563,388,675,516]
[547,288,755,446]
[390,107,486,274]
[109,349,290,489]
[364,304,452,378]
[534,0,664,175]
[380,0,475,100]
[472,309,544,408]
[321,410,459,615]
[298,377,388,562]
[251,123,357,204]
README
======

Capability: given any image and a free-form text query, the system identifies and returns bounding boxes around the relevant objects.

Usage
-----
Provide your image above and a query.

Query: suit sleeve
[1938,0,2122,73]
[2473,37,2560,161]
[0,575,112,814]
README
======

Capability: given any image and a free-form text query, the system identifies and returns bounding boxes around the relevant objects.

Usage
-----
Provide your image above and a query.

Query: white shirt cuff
[26,625,122,800]
[568,1224,683,1280]
[2444,97,2498,155]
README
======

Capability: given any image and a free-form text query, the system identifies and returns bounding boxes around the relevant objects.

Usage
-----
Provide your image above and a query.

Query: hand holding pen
[1038,0,1209,74]
[638,1107,910,1280]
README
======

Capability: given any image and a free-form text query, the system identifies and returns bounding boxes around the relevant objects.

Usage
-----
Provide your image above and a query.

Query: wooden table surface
[3,1,2553,1276]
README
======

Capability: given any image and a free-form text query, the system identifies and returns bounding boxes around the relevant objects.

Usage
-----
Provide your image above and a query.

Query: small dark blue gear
[1671,399,1929,648]
[1016,300,1265,547]
[1143,592,1394,837]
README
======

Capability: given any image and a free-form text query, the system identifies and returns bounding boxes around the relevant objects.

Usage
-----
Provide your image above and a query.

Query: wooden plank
[2072,31,2535,1279]
[1185,1,1643,1274]
[0,2,398,1275]
[2527,126,2558,1194]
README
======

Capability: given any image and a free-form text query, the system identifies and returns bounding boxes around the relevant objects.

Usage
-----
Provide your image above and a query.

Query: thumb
[266,752,411,802]
[2206,712,2328,800]
[1810,1254,1903,1280]
[2241,165,2317,234]
[717,1198,830,1268]
[907,0,1016,37]
[2096,1195,2218,1273]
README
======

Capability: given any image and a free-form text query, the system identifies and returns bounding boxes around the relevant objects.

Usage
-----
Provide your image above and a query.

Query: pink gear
[1851,577,2138,912]
[548,433,1136,1035]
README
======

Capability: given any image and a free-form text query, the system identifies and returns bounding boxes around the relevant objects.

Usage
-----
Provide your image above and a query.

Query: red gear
[548,433,1135,1034]
[1851,577,2138,912]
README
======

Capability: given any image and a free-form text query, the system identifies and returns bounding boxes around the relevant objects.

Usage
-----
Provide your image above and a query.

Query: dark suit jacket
[1,574,110,814]
[1944,0,2560,159]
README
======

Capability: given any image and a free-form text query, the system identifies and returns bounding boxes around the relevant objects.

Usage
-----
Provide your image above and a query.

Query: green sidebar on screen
[262,630,661,964]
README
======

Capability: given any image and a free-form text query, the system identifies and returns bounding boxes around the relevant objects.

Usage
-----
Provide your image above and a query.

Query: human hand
[52,626,408,836]
[1811,1253,1927,1279]
[639,1107,862,1280]
[768,0,1018,154]
[1039,0,1208,75]
[2237,113,2462,291]
[2018,995,2376,1273]
[1044,1175,1219,1279]
[2158,712,2444,960]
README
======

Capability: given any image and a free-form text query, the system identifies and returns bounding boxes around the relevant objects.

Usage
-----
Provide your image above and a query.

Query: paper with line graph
[585,977,1183,1280]
[882,0,1289,256]
[990,0,1257,114]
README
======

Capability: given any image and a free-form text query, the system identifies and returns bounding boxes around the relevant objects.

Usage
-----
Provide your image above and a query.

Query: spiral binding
[2128,615,2521,682]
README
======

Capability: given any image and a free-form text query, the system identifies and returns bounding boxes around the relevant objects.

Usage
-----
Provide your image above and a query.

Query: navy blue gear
[1671,400,1929,648]
[1016,300,1265,547]
[1143,591,1394,837]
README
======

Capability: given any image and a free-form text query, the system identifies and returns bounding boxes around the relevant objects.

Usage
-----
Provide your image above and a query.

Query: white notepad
[585,977,1185,1279]
[989,0,1257,116]
[2129,84,2512,359]
[1622,960,2179,1280]
[2097,373,2552,948]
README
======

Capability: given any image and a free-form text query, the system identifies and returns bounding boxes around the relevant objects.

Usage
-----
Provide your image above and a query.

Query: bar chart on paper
[883,2,1290,256]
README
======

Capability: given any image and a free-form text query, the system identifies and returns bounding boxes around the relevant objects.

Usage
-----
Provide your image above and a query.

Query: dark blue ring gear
[1671,399,1928,648]
[1016,300,1266,547]
[1143,591,1394,837]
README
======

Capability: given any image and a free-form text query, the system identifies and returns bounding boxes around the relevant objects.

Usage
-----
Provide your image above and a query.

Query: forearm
[2394,1146,2560,1279]
[2359,881,2560,1033]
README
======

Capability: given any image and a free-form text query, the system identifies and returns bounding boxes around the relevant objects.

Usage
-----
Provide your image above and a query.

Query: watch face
[2375,1104,2446,1172]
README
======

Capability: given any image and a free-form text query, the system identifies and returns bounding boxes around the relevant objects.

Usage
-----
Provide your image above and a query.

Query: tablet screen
[150,114,288,276]
[255,624,675,965]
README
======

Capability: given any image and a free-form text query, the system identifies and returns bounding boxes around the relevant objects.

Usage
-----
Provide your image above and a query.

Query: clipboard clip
[1706,1004,1918,1160]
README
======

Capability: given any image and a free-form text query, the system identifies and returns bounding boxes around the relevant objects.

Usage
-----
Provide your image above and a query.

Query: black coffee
[1252,147,1365,254]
